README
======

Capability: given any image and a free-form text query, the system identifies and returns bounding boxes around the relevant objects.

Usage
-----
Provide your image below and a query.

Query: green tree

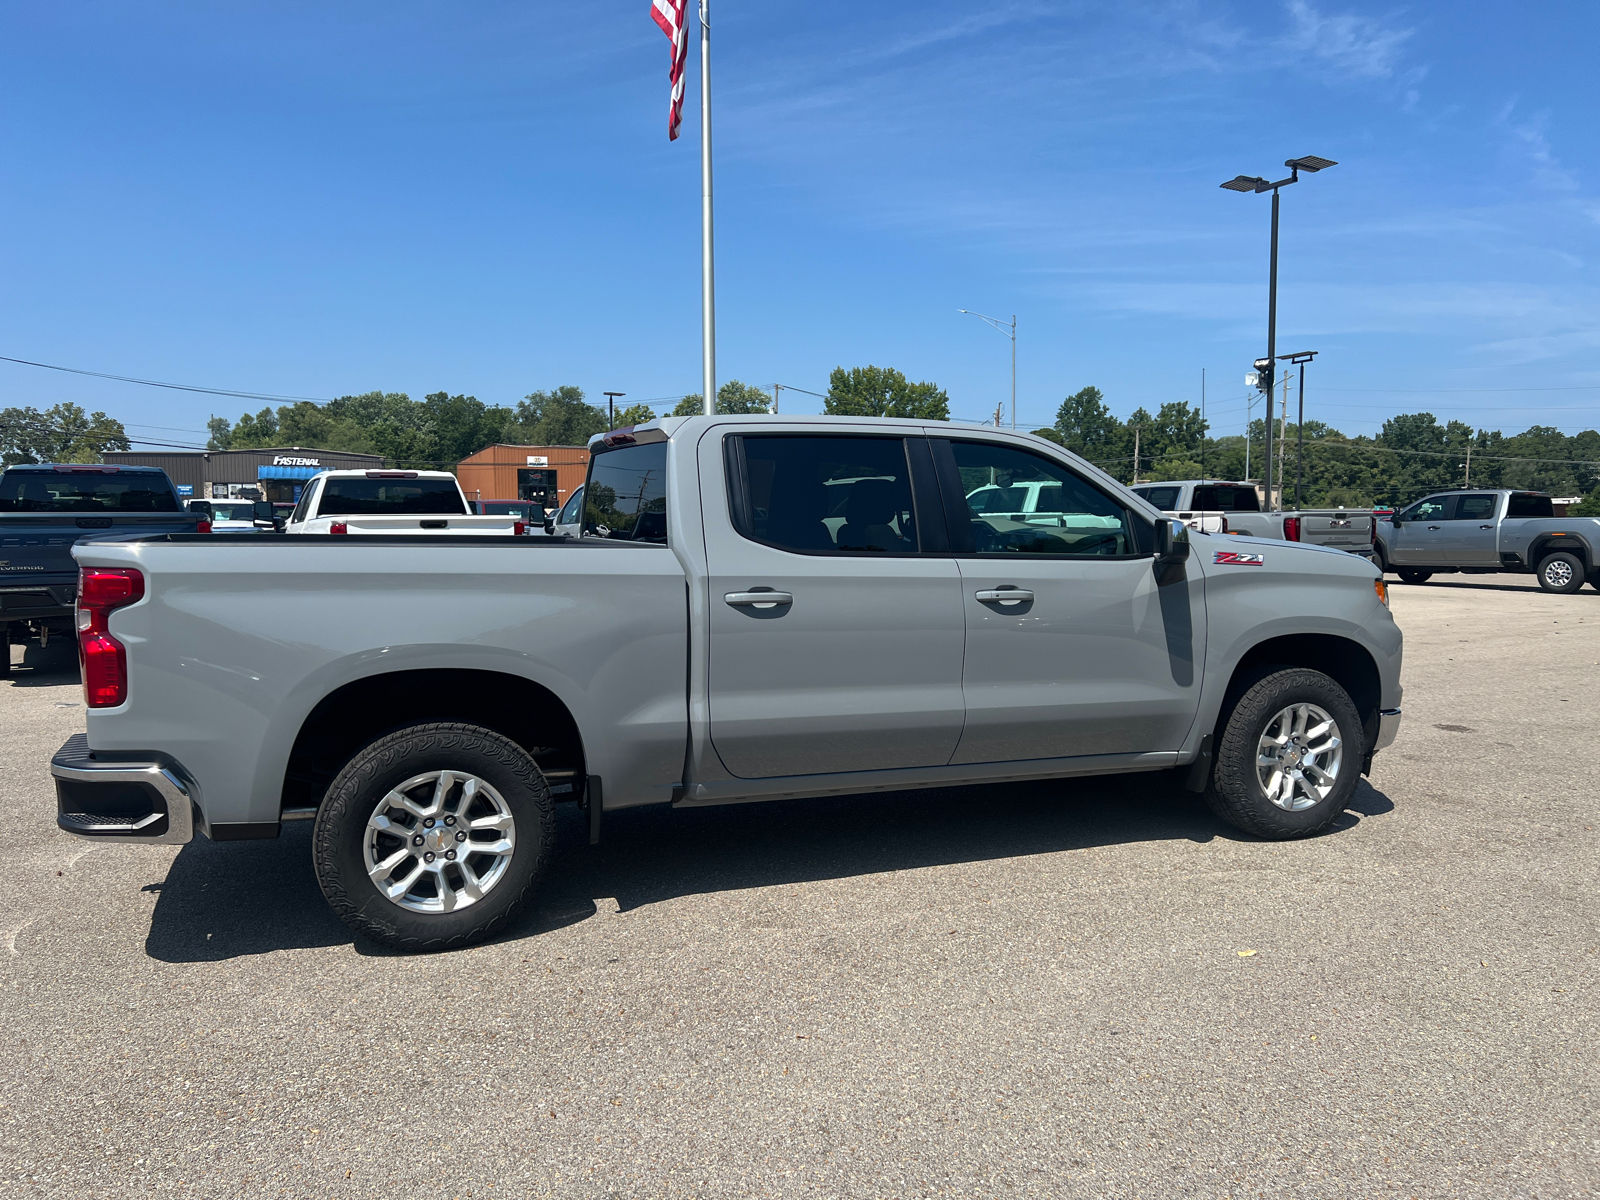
[612,403,657,427]
[512,386,609,446]
[672,379,775,417]
[1053,387,1123,457]
[0,403,130,465]
[823,366,949,420]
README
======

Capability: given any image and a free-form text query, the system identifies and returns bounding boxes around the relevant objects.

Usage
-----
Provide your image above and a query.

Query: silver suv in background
[1375,489,1600,593]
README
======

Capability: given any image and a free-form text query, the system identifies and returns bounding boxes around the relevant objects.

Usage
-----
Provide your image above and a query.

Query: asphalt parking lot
[2,575,1596,1199]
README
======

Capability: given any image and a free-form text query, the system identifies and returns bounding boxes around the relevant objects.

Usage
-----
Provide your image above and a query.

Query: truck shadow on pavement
[143,773,1394,962]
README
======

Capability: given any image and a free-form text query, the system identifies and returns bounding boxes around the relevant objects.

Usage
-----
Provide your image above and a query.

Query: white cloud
[1281,0,1413,78]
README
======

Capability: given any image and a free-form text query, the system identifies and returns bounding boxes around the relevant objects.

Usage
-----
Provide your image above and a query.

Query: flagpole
[699,0,716,417]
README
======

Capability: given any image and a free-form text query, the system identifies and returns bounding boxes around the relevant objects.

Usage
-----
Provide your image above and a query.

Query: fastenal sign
[273,455,321,467]
[526,456,549,465]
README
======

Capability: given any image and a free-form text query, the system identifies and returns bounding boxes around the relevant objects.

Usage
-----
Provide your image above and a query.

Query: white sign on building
[526,456,549,466]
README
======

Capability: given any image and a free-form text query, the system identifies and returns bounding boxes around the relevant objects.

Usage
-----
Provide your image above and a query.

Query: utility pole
[1245,390,1257,485]
[992,401,1004,428]
[1277,371,1289,511]
[603,392,626,430]
[959,310,1017,427]
[1464,441,1472,487]
[772,384,780,414]
[1200,368,1207,480]
[1132,425,1141,485]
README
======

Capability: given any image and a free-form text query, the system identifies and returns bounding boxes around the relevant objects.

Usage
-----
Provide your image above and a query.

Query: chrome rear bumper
[51,733,195,845]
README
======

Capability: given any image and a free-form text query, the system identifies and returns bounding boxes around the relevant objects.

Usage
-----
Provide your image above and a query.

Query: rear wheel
[1395,568,1432,585]
[1536,552,1585,594]
[313,722,553,952]
[1204,667,1362,840]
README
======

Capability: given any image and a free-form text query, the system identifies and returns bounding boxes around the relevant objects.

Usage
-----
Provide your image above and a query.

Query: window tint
[1507,493,1554,518]
[1400,497,1447,521]
[584,443,668,543]
[1191,485,1261,512]
[952,441,1136,556]
[732,435,917,554]
[1454,494,1497,521]
[318,477,466,516]
[0,471,180,513]
[557,486,584,526]
[1133,485,1181,510]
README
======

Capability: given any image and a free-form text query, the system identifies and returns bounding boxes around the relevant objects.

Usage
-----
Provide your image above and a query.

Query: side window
[1192,485,1259,512]
[1136,485,1182,511]
[730,435,920,554]
[1507,493,1554,518]
[1454,494,1497,521]
[1401,497,1447,521]
[557,486,584,526]
[583,444,668,543]
[949,441,1137,557]
[290,478,320,523]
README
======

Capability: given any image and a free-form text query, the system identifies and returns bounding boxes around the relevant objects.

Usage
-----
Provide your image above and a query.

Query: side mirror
[1153,518,1190,564]
[1389,517,1402,528]
[543,513,556,535]
[187,500,213,516]
[253,501,274,522]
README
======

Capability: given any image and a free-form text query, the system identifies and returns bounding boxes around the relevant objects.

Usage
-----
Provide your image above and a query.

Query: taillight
[196,520,212,534]
[77,567,145,709]
[1283,516,1301,541]
[514,520,527,536]
[1368,515,1377,544]
[1220,516,1229,534]
[329,522,348,535]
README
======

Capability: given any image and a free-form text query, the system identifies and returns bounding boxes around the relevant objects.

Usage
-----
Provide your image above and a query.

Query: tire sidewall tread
[313,722,554,952]
[1536,551,1584,594]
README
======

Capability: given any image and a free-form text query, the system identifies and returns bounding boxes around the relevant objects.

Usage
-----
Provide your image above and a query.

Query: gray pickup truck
[1,463,208,676]
[52,416,1403,951]
[1375,488,1600,593]
[1129,480,1376,560]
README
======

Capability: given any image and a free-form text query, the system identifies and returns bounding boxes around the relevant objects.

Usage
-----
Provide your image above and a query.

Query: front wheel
[1395,568,1432,585]
[1536,552,1585,594]
[313,722,554,952]
[1204,667,1363,840]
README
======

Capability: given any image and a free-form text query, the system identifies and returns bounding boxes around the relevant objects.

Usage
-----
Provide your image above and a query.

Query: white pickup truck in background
[285,470,530,536]
[1130,480,1376,560]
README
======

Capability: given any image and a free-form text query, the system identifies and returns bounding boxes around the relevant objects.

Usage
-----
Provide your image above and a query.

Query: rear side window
[1507,493,1553,518]
[1133,486,1181,510]
[0,471,180,513]
[1191,485,1260,512]
[728,435,919,554]
[584,443,668,543]
[1455,494,1497,520]
[318,477,466,516]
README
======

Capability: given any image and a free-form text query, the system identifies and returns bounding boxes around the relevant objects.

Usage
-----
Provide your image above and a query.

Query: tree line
[1032,386,1600,511]
[1,403,130,466]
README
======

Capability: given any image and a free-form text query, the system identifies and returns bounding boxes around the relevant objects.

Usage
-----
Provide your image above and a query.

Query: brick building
[455,445,590,512]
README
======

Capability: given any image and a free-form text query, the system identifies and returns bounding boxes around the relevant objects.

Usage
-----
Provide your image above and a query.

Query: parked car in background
[285,470,530,536]
[545,484,584,537]
[1374,489,1600,593]
[1129,480,1377,560]
[55,415,1401,951]
[0,463,208,676]
[188,499,277,532]
[473,499,541,522]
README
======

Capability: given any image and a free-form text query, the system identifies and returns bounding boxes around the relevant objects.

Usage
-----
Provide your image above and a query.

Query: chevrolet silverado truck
[1374,488,1600,593]
[0,463,208,677]
[52,417,1403,951]
[285,469,529,536]
[1129,480,1376,559]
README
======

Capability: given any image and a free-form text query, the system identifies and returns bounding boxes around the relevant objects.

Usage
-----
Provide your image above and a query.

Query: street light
[1221,155,1336,511]
[1277,350,1317,509]
[603,391,626,429]
[959,309,1017,429]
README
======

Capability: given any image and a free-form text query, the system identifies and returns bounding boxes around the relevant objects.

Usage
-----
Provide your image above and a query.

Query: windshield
[317,477,466,516]
[0,471,180,512]
[209,502,257,522]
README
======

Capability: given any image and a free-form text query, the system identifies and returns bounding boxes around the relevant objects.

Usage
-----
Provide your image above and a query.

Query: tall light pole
[1222,155,1336,511]
[603,391,626,430]
[1277,350,1316,509]
[959,309,1017,429]
[699,0,716,417]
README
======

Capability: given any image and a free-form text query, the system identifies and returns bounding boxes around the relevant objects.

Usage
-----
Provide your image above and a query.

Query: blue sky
[2,1,1597,446]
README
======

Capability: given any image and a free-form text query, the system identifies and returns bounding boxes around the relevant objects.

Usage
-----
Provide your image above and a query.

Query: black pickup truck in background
[0,463,208,676]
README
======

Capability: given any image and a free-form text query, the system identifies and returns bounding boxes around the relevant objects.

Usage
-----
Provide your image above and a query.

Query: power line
[0,354,335,403]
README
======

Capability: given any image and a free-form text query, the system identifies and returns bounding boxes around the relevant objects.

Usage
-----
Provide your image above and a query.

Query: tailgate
[1300,512,1373,551]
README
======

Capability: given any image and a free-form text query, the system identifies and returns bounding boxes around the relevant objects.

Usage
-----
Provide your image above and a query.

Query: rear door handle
[975,588,1034,604]
[1427,525,1441,531]
[724,591,793,608]
[1479,524,1494,530]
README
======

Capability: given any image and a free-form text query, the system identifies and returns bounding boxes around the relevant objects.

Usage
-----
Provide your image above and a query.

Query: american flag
[651,0,689,140]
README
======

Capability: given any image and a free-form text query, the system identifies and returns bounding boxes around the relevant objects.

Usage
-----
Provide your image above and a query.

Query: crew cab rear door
[1438,493,1500,565]
[703,430,966,779]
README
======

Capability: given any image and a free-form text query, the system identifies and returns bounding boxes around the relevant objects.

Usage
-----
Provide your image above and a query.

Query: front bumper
[1374,708,1402,752]
[51,733,195,845]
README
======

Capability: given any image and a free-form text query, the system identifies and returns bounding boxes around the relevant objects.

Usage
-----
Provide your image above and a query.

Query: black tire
[1535,551,1585,594]
[1373,544,1390,575]
[1204,667,1363,840]
[1395,568,1432,585]
[313,722,554,952]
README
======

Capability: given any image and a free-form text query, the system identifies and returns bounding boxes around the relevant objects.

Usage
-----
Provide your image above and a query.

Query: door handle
[975,587,1034,605]
[1427,525,1441,531]
[1479,524,1494,530]
[724,591,793,608]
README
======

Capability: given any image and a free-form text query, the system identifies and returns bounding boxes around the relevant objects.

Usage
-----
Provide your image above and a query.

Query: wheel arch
[280,668,587,817]
[1528,536,1592,571]
[1222,633,1382,757]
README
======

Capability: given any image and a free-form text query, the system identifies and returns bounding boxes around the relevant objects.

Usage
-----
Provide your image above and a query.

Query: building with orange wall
[455,444,590,512]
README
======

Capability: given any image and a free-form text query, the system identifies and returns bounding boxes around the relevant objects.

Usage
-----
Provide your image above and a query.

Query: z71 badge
[1214,550,1265,566]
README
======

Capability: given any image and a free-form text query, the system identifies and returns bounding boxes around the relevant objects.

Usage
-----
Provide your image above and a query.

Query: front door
[703,431,966,779]
[937,438,1205,763]
[517,468,558,509]
[1438,492,1500,566]
[1388,495,1450,565]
